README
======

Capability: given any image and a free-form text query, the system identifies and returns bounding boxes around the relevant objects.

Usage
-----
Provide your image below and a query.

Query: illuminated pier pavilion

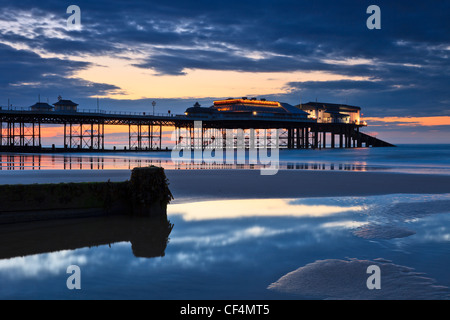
[182,98,392,149]
[0,97,394,152]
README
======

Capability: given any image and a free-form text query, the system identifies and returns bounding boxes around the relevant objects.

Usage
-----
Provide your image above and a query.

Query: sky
[0,0,449,144]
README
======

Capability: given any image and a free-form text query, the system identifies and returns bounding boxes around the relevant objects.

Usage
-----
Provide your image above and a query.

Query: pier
[0,98,394,152]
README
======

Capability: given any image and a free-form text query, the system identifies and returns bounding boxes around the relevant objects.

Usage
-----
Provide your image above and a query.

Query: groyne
[0,166,173,224]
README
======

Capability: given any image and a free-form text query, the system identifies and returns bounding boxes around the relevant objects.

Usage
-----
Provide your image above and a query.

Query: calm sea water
[0,145,449,300]
[0,194,449,300]
[1,144,450,175]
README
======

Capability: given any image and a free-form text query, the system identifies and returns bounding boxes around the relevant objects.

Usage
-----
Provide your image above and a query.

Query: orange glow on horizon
[33,124,177,147]
[365,116,450,127]
[72,55,371,100]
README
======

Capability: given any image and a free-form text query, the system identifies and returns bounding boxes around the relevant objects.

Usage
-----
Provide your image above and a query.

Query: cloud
[132,48,315,76]
[0,250,88,278]
[0,0,448,119]
[0,43,122,105]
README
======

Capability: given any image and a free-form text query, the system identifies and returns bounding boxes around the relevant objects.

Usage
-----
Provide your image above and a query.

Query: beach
[166,169,450,202]
[1,149,450,300]
[2,169,450,202]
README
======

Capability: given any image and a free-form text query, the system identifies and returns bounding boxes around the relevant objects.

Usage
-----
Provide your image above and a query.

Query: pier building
[0,97,394,152]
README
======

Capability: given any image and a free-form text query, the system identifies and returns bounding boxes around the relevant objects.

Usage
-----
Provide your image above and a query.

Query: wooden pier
[0,108,394,152]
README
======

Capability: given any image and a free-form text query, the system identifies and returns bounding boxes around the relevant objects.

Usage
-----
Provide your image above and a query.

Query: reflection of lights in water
[2,153,448,175]
[2,144,450,175]
[0,153,370,172]
[168,198,363,221]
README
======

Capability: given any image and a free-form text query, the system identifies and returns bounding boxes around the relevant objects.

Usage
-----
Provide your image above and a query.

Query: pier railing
[0,106,174,117]
[0,105,392,151]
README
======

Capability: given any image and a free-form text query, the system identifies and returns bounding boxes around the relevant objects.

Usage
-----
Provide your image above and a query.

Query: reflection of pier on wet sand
[0,153,405,172]
[0,215,173,259]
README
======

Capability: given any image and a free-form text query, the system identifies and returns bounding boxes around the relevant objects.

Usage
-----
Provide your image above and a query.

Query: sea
[0,144,449,300]
[1,144,449,175]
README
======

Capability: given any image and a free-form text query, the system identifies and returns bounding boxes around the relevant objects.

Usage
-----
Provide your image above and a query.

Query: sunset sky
[0,0,448,144]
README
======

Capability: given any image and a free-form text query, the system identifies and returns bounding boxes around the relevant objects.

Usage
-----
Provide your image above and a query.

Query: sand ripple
[268,258,450,300]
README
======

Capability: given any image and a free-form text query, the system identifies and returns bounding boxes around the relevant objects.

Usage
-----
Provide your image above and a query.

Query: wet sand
[165,170,450,203]
[1,169,450,203]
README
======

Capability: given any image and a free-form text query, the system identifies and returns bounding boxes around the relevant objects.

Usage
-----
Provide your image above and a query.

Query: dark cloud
[0,43,88,85]
[133,48,320,75]
[0,0,448,117]
[0,43,121,106]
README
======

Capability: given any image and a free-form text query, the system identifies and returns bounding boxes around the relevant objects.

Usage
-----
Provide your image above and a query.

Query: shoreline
[165,169,450,203]
[1,169,450,204]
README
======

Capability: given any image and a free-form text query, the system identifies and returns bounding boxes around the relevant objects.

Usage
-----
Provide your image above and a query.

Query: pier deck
[0,109,394,151]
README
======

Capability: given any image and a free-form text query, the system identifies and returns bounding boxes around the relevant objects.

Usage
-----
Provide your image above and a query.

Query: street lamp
[152,101,156,115]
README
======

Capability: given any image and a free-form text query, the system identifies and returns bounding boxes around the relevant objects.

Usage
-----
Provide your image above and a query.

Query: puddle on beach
[0,193,449,300]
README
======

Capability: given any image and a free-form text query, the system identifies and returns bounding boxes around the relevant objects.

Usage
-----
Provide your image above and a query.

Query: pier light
[214,99,281,107]
[253,111,257,116]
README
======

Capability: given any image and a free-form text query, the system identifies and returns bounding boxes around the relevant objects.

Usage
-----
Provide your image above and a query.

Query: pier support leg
[304,127,309,149]
[150,125,154,150]
[344,130,348,148]
[347,127,352,148]
[160,124,162,150]
[91,124,94,149]
[331,132,335,149]
[287,128,292,149]
[314,127,318,149]
[128,124,131,150]
[63,124,66,149]
[69,124,73,149]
